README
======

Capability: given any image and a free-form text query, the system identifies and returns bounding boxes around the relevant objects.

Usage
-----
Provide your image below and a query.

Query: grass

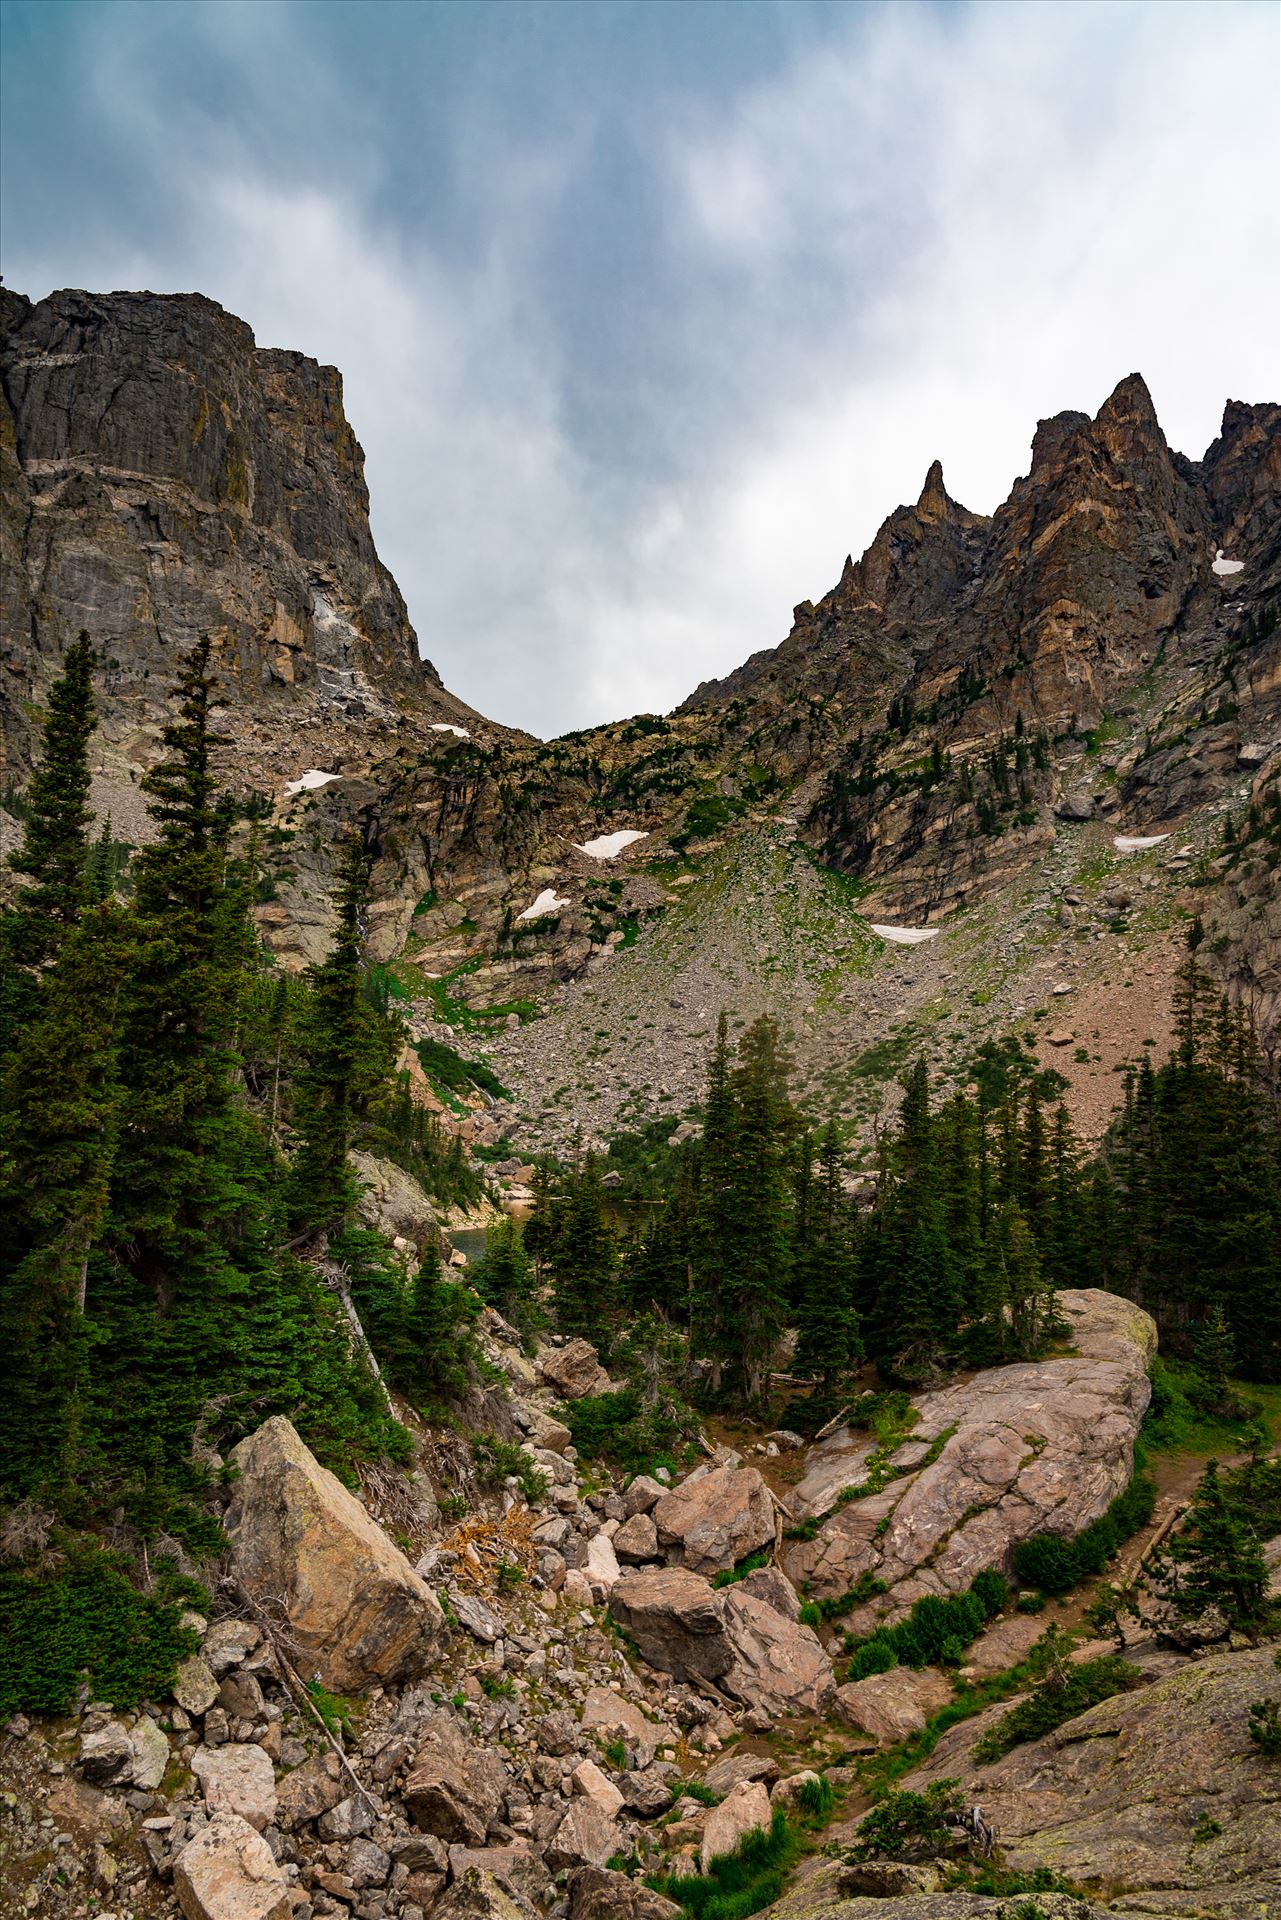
[1141,1357,1279,1456]
[712,1549,772,1590]
[648,1810,802,1920]
[972,1656,1141,1762]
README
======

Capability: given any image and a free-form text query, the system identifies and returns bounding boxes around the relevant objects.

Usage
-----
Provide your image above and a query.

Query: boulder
[545,1797,620,1871]
[609,1570,833,1717]
[618,1766,676,1816]
[622,1475,667,1518]
[447,1845,549,1908]
[585,1532,622,1594]
[453,1592,503,1644]
[612,1511,659,1563]
[127,1714,170,1790]
[571,1758,625,1819]
[736,1566,802,1621]
[435,1866,536,1920]
[77,1722,136,1787]
[609,1569,733,1683]
[226,1416,443,1693]
[785,1290,1155,1619]
[833,1667,953,1745]
[700,1779,771,1872]
[769,1769,822,1814]
[720,1587,835,1719]
[191,1743,277,1832]
[276,1753,345,1826]
[172,1812,291,1920]
[173,1653,220,1716]
[404,1711,510,1844]
[580,1686,670,1765]
[652,1467,775,1576]
[700,1752,779,1796]
[539,1340,610,1400]
[566,1866,682,1920]
[203,1619,263,1677]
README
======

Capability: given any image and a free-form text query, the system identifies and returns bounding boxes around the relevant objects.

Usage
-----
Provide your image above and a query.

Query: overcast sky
[2,0,1278,736]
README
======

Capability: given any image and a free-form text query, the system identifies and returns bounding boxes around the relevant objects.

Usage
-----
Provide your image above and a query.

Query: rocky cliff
[3,289,1278,1153]
[0,286,481,787]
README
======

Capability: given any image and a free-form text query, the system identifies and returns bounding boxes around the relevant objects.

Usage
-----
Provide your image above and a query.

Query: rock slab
[226,1415,443,1693]
[173,1811,291,1920]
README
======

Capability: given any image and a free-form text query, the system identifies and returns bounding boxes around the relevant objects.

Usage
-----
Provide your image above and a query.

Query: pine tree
[474,1218,540,1336]
[1153,1459,1269,1627]
[690,1012,735,1381]
[0,902,132,1497]
[794,1123,861,1405]
[290,832,370,1237]
[108,636,241,1293]
[1193,1302,1236,1389]
[5,630,96,970]
[862,1060,960,1379]
[719,1016,795,1402]
[400,1236,478,1403]
[551,1150,618,1345]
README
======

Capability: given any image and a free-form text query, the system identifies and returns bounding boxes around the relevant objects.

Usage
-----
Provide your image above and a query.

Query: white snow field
[870,923,941,946]
[430,723,471,738]
[284,769,340,796]
[517,888,571,921]
[1114,833,1171,853]
[1212,549,1245,576]
[573,830,649,859]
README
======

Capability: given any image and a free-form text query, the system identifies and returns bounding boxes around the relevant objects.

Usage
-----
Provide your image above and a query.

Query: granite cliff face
[0,286,475,785]
[2,289,1278,1152]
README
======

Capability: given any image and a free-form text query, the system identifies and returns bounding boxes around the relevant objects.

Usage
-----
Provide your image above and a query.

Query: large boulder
[785,1289,1156,1622]
[609,1569,733,1683]
[566,1866,681,1920]
[720,1587,835,1720]
[608,1569,833,1716]
[190,1743,278,1832]
[580,1685,671,1765]
[700,1779,771,1872]
[225,1416,443,1693]
[833,1667,953,1745]
[652,1466,775,1576]
[403,1711,510,1845]
[172,1812,291,1920]
[539,1339,611,1399]
[910,1645,1281,1909]
[545,1798,620,1871]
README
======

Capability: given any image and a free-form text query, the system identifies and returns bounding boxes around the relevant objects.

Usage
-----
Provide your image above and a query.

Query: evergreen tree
[1152,1459,1269,1627]
[793,1123,861,1405]
[473,1218,540,1336]
[5,630,96,971]
[719,1016,795,1402]
[550,1150,618,1345]
[861,1060,960,1379]
[399,1236,479,1403]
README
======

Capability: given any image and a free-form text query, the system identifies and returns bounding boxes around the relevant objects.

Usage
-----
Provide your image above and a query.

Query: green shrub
[844,1567,1005,1679]
[649,1809,800,1920]
[472,1434,548,1505]
[1248,1698,1281,1757]
[973,1656,1140,1762]
[849,1779,964,1861]
[0,1542,204,1716]
[1011,1473,1155,1595]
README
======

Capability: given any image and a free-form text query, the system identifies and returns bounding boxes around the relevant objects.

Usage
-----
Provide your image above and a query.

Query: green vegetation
[844,1570,1007,1679]
[648,1809,802,1920]
[412,1035,510,1106]
[849,1779,964,1861]
[1011,1473,1156,1595]
[973,1651,1140,1762]
[472,1434,549,1505]
[0,1542,203,1715]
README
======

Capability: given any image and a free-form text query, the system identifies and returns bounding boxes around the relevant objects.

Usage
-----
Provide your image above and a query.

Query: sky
[2,1,1278,737]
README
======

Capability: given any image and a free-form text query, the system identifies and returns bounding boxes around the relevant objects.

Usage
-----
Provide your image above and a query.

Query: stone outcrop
[566,1867,682,1920]
[172,1812,292,1920]
[910,1645,1281,1911]
[225,1416,443,1692]
[833,1667,953,1746]
[191,1743,278,1833]
[785,1290,1156,1623]
[652,1466,775,1576]
[539,1339,612,1400]
[402,1711,510,1844]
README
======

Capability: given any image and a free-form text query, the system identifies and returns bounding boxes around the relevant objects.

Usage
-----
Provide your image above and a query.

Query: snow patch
[517,888,571,921]
[1212,549,1245,577]
[284,769,340,796]
[431,723,471,739]
[870,923,941,946]
[573,830,648,860]
[1113,833,1170,853]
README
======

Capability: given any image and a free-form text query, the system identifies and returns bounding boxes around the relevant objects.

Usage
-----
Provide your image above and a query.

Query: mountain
[2,288,1278,1152]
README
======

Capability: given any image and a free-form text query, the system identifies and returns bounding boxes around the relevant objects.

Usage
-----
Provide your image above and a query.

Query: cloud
[1,0,1276,735]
